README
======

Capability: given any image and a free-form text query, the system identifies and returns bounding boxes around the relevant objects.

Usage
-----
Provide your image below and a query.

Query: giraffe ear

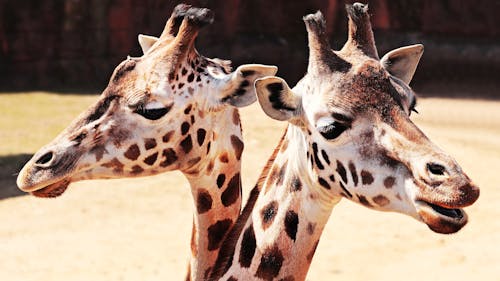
[255,76,301,121]
[219,64,278,108]
[380,44,424,84]
[138,34,159,54]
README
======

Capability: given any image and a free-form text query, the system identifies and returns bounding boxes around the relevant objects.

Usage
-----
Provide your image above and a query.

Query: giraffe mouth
[30,180,70,198]
[415,200,468,234]
[426,202,463,219]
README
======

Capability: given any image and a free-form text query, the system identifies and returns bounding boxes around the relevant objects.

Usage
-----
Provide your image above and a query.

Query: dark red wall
[0,0,498,94]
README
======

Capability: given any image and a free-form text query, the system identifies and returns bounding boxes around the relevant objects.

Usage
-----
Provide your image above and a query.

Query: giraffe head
[17,5,277,198]
[255,4,479,234]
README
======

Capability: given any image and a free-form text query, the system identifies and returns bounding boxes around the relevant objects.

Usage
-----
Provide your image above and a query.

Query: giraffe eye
[133,103,173,120]
[318,122,349,140]
[134,107,170,120]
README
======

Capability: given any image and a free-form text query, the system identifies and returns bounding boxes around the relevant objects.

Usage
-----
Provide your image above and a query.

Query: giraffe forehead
[319,71,404,119]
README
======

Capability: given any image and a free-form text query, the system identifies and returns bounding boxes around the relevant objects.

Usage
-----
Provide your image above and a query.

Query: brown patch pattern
[261,201,278,230]
[384,176,395,188]
[360,170,374,185]
[232,109,240,126]
[255,245,284,281]
[357,194,373,207]
[102,157,124,172]
[160,148,178,167]
[131,165,143,174]
[197,128,206,146]
[348,161,359,186]
[197,189,213,214]
[217,174,226,188]
[124,144,140,160]
[143,152,158,165]
[284,210,299,241]
[307,222,316,235]
[230,135,244,160]
[207,219,233,251]
[336,160,348,183]
[181,121,190,135]
[162,130,175,143]
[290,176,302,192]
[373,194,390,207]
[219,152,229,163]
[221,173,241,207]
[238,224,256,268]
[180,135,193,154]
[144,138,157,150]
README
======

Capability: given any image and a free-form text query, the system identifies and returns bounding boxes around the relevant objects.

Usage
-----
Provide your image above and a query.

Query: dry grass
[0,92,499,280]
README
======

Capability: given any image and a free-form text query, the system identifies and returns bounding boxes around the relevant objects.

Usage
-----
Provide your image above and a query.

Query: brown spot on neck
[196,189,213,214]
[261,201,279,230]
[219,152,229,163]
[307,222,316,235]
[180,135,193,154]
[230,135,244,160]
[221,173,241,207]
[238,224,256,268]
[232,109,240,126]
[255,245,284,280]
[207,219,233,251]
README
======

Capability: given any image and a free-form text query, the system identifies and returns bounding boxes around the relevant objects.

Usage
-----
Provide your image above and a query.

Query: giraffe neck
[183,106,244,281]
[212,125,341,281]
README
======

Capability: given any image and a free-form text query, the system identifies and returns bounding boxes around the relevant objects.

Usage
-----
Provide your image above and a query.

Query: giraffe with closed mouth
[16,4,277,281]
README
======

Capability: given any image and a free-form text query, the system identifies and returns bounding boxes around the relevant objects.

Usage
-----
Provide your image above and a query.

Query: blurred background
[0,0,499,97]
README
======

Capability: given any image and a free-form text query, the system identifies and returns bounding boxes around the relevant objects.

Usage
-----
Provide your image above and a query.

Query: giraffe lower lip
[31,180,70,198]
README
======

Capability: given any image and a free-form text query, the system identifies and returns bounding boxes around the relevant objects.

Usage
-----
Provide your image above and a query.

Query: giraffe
[210,4,480,281]
[15,5,277,281]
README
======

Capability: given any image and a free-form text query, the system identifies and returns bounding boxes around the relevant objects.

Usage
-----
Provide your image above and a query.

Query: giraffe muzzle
[17,147,78,197]
[410,160,479,234]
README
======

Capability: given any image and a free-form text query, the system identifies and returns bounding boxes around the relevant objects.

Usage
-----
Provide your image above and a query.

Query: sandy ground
[1,97,499,281]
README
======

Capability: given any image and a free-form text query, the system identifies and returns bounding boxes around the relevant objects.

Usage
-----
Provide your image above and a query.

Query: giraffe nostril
[427,162,446,176]
[35,151,54,166]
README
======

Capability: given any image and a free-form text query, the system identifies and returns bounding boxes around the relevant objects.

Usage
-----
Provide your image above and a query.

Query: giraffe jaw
[30,179,70,198]
[415,200,468,234]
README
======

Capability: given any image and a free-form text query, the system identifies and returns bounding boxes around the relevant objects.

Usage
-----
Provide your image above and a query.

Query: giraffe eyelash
[409,98,418,115]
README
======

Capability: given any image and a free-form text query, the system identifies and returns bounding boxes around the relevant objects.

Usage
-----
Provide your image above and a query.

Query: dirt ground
[0,96,499,281]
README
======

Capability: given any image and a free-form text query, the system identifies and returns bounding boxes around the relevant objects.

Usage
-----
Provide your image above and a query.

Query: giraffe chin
[415,201,468,234]
[30,180,70,198]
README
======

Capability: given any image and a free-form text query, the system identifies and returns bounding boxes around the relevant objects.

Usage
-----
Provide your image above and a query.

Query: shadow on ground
[0,154,32,200]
